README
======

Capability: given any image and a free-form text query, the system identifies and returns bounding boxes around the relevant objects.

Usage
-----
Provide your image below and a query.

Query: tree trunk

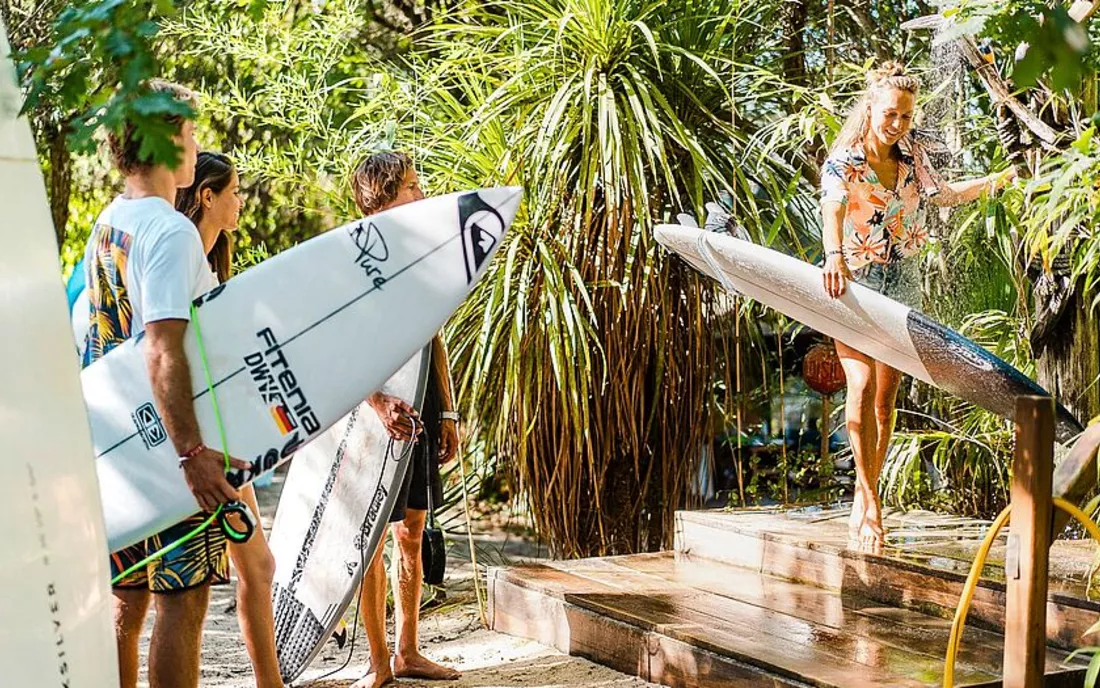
[846,1,892,63]
[46,123,72,246]
[1036,281,1100,426]
[781,0,808,89]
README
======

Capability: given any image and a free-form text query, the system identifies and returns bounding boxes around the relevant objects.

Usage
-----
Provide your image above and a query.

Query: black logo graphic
[245,327,321,440]
[349,221,390,289]
[192,283,228,308]
[132,402,167,449]
[457,192,504,284]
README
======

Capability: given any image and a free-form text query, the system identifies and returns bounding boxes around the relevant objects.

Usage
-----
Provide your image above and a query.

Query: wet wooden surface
[675,507,1100,648]
[490,550,1088,687]
[1004,397,1056,688]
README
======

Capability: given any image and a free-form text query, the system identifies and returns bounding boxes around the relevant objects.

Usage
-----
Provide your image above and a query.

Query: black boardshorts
[389,374,444,523]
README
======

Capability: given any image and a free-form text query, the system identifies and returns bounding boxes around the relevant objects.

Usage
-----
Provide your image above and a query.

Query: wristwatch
[440,410,460,422]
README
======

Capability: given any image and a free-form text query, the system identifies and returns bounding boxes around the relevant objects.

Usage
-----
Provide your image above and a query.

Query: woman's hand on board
[823,252,852,299]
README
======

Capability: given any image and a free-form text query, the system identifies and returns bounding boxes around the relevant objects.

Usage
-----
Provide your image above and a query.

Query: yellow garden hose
[943,497,1100,687]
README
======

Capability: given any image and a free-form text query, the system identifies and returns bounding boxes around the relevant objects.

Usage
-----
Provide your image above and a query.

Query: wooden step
[675,508,1100,649]
[488,552,1087,687]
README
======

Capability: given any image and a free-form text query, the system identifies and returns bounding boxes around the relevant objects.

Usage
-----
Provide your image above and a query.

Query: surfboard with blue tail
[655,223,1083,443]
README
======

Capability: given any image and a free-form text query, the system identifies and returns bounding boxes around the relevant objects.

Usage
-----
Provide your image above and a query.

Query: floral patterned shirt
[820,137,942,270]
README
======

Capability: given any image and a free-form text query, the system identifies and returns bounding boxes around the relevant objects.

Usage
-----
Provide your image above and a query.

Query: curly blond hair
[350,151,414,216]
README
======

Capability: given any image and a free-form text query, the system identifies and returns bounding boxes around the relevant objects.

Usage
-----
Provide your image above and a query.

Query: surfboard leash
[109,304,254,586]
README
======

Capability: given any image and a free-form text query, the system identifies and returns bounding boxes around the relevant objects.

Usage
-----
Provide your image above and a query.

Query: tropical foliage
[12,0,1100,552]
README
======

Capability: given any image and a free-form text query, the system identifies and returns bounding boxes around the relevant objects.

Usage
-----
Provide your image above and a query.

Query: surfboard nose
[655,223,701,250]
[654,223,721,283]
[479,186,524,227]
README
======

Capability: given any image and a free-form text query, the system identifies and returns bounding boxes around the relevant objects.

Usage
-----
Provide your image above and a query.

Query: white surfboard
[86,188,521,552]
[269,349,430,683]
[0,17,119,687]
[655,223,1083,443]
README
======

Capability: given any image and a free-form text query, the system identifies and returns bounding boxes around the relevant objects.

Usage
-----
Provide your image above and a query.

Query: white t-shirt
[81,196,216,364]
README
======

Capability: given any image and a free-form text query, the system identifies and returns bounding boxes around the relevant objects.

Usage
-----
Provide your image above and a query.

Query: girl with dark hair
[176,151,239,283]
[176,152,282,688]
[820,62,1015,549]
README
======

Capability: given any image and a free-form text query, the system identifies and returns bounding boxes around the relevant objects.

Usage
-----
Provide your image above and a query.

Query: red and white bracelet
[179,442,206,462]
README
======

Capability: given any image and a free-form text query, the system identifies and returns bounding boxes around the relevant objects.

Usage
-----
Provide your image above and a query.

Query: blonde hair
[829,62,920,154]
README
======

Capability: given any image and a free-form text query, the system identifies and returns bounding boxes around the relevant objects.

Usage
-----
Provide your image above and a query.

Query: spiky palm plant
[409,0,811,556]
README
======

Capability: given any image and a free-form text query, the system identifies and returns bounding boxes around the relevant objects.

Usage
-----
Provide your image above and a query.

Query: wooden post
[1003,396,1055,688]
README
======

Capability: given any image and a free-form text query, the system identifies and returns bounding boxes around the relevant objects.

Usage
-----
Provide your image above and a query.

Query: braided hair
[830,61,920,155]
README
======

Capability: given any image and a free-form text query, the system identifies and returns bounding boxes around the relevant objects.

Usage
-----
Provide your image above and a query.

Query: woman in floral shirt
[820,61,1015,550]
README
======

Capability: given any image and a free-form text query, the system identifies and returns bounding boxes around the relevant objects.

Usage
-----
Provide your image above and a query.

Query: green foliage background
[7,0,1100,552]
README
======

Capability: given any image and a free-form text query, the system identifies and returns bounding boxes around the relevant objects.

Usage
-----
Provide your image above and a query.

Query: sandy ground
[132,472,661,688]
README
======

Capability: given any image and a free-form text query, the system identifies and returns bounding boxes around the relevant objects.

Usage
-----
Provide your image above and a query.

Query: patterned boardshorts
[110,513,230,592]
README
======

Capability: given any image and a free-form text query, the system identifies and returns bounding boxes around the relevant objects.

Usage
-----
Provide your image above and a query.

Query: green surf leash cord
[110,303,253,585]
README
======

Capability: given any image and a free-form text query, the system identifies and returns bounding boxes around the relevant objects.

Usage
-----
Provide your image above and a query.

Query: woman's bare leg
[835,341,883,547]
[228,485,282,688]
[871,361,904,490]
[392,510,460,680]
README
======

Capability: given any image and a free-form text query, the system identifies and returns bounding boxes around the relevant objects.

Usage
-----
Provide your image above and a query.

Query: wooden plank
[543,557,1001,686]
[491,554,1087,687]
[613,552,1081,676]
[676,511,1100,648]
[489,574,807,687]
[489,572,651,677]
[1004,397,1056,688]
[572,591,967,687]
[495,559,956,686]
[645,634,803,688]
[1051,422,1100,536]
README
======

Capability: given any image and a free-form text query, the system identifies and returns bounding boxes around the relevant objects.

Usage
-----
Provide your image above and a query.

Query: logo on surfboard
[458,192,503,284]
[132,402,167,449]
[348,221,390,290]
[244,327,321,440]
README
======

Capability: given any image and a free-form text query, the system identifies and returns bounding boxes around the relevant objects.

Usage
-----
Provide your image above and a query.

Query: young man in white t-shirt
[81,80,249,688]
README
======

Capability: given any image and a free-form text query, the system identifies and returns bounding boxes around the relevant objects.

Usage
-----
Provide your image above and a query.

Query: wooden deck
[489,507,1096,687]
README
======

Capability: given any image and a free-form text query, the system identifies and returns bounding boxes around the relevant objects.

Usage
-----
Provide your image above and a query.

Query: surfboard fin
[331,620,348,649]
[676,212,700,228]
[703,200,751,242]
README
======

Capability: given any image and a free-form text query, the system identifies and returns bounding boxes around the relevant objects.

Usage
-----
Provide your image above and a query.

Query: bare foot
[848,490,864,535]
[395,652,461,681]
[857,496,885,551]
[351,665,396,688]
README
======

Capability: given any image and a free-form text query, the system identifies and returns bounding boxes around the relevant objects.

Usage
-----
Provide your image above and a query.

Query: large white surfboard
[655,223,1083,443]
[269,349,430,683]
[86,188,521,552]
[0,17,119,687]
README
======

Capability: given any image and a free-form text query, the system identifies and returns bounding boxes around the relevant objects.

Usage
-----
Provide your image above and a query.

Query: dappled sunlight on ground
[130,469,656,688]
